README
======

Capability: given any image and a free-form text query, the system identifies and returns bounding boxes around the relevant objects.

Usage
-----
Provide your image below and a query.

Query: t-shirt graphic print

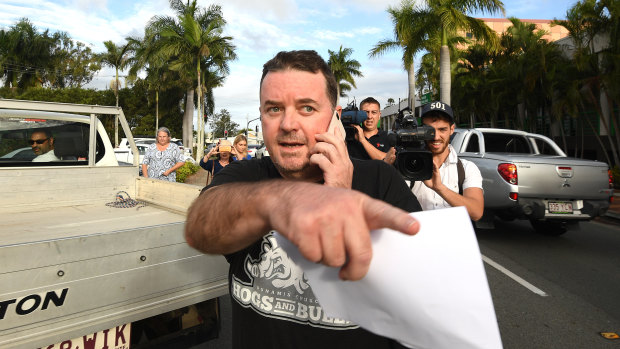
[230,233,357,329]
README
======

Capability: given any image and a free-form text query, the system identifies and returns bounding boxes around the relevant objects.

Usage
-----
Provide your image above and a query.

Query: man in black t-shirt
[347,97,396,164]
[185,50,421,349]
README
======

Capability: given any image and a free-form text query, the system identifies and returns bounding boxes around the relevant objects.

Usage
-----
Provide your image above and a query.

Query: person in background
[30,129,60,162]
[411,102,484,220]
[142,127,185,181]
[346,97,396,164]
[200,139,233,176]
[232,134,252,160]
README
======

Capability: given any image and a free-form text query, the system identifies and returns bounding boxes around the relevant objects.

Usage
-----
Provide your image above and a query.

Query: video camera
[388,107,435,181]
[340,100,367,141]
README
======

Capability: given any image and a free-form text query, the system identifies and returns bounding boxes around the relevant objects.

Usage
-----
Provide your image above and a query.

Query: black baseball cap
[421,101,454,122]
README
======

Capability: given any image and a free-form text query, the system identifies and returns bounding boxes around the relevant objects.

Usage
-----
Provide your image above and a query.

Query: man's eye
[268,107,281,113]
[302,106,314,113]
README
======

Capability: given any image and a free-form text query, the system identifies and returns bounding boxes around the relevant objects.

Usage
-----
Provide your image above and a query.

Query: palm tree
[126,35,177,135]
[198,58,229,151]
[370,0,428,111]
[327,46,363,105]
[416,0,504,105]
[416,32,468,104]
[0,19,57,89]
[99,40,132,146]
[146,0,236,159]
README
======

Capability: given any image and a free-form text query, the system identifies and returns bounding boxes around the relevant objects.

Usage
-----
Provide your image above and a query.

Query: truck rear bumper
[518,197,610,221]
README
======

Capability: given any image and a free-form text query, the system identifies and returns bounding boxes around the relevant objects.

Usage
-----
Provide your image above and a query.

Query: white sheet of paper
[275,206,502,349]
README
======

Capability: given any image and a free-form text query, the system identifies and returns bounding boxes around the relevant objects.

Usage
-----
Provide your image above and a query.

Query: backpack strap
[457,158,465,195]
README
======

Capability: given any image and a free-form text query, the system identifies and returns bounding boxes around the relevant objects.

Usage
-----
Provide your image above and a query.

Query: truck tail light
[608,169,614,189]
[509,192,518,200]
[498,163,518,185]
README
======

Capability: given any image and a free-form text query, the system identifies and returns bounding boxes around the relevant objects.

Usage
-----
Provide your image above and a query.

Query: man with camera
[347,97,396,164]
[411,101,484,221]
[185,50,422,348]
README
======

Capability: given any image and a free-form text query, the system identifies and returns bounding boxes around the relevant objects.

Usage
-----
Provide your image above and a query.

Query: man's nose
[280,109,300,131]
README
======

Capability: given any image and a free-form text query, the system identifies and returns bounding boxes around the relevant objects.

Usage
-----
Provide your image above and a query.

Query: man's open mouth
[279,142,304,148]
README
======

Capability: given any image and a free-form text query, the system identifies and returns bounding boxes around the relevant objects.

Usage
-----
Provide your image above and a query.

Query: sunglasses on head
[28,138,48,145]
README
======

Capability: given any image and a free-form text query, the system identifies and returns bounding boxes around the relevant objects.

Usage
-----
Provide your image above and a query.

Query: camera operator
[411,102,484,221]
[347,97,396,164]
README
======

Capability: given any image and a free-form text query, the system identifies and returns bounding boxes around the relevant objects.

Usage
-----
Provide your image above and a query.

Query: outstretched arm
[185,181,419,281]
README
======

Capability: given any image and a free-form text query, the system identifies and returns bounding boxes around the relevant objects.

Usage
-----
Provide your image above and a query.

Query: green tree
[327,45,363,105]
[554,0,620,165]
[415,0,504,104]
[370,0,429,110]
[0,18,100,90]
[0,19,57,89]
[98,40,132,146]
[126,34,178,135]
[209,109,238,138]
[51,37,100,88]
[146,0,236,159]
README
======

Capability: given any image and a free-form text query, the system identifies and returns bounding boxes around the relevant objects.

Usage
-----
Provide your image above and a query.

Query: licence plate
[548,201,573,213]
[43,323,131,349]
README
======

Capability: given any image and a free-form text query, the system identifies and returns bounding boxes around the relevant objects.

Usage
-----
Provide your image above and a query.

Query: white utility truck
[0,99,228,348]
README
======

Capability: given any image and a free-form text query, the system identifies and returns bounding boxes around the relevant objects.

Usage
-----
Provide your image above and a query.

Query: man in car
[30,129,60,162]
[184,50,421,348]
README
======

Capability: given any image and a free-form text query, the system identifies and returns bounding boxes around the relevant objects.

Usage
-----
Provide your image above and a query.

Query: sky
[0,0,580,129]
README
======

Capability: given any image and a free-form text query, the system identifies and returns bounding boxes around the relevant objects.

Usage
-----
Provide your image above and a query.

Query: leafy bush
[176,161,201,183]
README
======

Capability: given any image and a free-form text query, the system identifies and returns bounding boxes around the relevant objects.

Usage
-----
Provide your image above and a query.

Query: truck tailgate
[513,155,609,199]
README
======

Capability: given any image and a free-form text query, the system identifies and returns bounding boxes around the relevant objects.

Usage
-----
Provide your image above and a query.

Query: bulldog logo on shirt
[230,233,356,328]
[246,235,310,294]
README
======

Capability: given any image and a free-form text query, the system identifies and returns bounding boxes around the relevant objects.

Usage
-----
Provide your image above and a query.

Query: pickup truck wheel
[529,219,568,236]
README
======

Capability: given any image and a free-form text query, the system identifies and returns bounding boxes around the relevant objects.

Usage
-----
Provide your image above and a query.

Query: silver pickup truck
[451,128,613,235]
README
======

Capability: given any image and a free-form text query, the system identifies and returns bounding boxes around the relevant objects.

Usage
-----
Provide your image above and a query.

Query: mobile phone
[219,145,231,152]
[326,109,346,141]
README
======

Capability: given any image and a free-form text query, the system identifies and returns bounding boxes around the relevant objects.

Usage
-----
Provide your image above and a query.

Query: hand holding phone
[311,109,353,189]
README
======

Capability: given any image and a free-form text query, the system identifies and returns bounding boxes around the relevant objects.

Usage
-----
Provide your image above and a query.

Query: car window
[137,145,148,155]
[483,133,531,153]
[0,114,93,166]
[532,138,561,155]
[465,134,480,152]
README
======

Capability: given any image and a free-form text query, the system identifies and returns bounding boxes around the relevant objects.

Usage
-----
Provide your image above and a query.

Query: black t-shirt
[347,129,391,160]
[207,157,421,349]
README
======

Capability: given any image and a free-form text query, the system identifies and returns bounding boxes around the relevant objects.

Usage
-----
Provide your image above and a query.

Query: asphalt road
[194,218,620,349]
[478,218,620,348]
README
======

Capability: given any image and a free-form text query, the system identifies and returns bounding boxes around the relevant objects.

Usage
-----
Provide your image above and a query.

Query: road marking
[482,255,548,297]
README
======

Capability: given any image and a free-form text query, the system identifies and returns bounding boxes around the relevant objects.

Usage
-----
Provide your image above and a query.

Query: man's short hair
[31,129,53,138]
[260,50,338,108]
[359,97,380,109]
